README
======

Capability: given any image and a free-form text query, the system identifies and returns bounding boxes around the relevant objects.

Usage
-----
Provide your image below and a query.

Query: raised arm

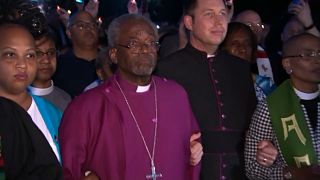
[288,1,320,37]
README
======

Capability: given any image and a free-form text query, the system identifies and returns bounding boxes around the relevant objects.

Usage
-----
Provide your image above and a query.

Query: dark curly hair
[0,0,48,39]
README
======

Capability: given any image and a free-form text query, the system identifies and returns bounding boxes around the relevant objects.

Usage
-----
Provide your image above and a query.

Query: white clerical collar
[294,87,320,100]
[207,54,215,58]
[136,84,151,93]
[28,80,54,96]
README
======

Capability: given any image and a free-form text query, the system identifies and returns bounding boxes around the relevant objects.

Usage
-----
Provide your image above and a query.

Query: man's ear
[109,48,118,64]
[282,58,291,72]
[184,15,193,31]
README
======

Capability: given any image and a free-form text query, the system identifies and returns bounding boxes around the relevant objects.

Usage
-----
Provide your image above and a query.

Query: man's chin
[133,67,155,76]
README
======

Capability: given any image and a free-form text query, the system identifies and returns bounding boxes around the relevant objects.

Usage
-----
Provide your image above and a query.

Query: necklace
[115,77,162,180]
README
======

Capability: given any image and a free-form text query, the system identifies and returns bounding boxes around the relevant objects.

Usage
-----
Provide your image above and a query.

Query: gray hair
[107,14,158,47]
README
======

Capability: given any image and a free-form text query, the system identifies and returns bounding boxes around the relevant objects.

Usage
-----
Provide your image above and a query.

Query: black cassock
[157,44,257,180]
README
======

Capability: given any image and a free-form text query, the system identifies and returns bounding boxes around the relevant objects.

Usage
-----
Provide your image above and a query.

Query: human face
[127,0,138,14]
[283,36,320,92]
[185,0,228,53]
[0,25,37,96]
[236,11,264,43]
[224,29,253,62]
[34,37,57,83]
[245,22,264,43]
[110,19,158,85]
[67,12,99,47]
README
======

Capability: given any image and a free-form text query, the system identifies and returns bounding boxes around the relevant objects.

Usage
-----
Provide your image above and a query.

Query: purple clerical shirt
[59,74,200,180]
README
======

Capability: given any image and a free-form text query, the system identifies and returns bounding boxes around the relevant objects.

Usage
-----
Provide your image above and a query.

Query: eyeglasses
[71,21,98,30]
[283,50,320,61]
[116,40,160,53]
[246,22,265,30]
[36,49,57,59]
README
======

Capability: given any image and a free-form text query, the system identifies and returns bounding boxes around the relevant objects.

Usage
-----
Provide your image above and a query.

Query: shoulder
[0,97,26,119]
[0,97,18,109]
[32,95,60,110]
[154,76,183,87]
[157,49,188,69]
[153,76,188,97]
[0,97,27,130]
[32,95,62,116]
[215,52,252,82]
[159,45,202,65]
[61,80,120,128]
[218,51,250,68]
[53,86,72,101]
[0,97,33,132]
[56,50,76,67]
[70,86,104,105]
[57,50,74,60]
[66,81,112,111]
[156,46,206,78]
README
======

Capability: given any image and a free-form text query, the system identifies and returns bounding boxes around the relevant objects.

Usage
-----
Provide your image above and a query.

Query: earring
[286,69,293,74]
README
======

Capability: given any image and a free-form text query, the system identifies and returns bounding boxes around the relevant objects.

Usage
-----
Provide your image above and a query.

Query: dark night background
[55,0,320,26]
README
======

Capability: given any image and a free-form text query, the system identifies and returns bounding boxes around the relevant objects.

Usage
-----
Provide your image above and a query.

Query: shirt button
[221,175,226,180]
[221,114,226,119]
[217,91,222,95]
[220,103,224,107]
[212,69,215,72]
[215,80,219,84]
[223,164,227,168]
[221,126,226,131]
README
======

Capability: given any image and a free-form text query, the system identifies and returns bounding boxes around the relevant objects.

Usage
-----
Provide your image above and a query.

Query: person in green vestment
[245,33,320,180]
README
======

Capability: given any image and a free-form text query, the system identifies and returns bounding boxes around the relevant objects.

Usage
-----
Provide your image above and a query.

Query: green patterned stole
[267,80,318,167]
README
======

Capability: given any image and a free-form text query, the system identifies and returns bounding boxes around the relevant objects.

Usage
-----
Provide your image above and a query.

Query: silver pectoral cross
[146,164,162,180]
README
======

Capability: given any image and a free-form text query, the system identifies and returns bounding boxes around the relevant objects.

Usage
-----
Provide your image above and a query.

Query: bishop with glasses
[59,14,202,180]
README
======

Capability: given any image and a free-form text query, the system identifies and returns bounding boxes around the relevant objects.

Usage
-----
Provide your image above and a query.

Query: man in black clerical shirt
[156,0,257,179]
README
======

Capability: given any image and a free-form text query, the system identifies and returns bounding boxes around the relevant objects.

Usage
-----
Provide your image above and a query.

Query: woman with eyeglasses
[245,33,320,180]
[28,29,71,111]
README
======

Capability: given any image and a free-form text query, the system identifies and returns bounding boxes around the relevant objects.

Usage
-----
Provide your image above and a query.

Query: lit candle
[98,17,102,26]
